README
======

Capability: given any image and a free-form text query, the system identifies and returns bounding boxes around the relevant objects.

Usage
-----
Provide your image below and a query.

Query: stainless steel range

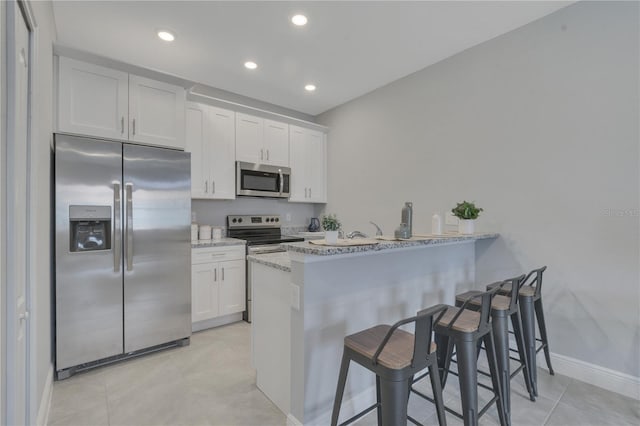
[227,215,303,322]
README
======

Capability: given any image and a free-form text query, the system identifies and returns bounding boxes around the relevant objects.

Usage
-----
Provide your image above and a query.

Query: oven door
[236,161,290,198]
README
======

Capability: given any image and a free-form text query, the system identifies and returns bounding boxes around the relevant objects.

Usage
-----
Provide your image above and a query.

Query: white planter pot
[325,230,339,244]
[458,219,475,235]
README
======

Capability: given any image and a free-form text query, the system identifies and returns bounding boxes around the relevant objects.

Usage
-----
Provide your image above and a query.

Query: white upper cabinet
[236,113,289,166]
[289,125,326,203]
[263,119,289,166]
[185,102,236,200]
[57,57,186,149]
[58,57,128,140]
[129,75,185,149]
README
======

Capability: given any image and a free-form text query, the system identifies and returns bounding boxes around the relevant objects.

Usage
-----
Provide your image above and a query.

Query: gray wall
[317,1,639,377]
[30,0,57,421]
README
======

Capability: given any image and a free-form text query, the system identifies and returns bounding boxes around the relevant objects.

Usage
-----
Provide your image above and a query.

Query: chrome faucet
[346,230,369,239]
[370,221,383,236]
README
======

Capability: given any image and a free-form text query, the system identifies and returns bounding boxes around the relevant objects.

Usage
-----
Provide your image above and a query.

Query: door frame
[3,0,36,425]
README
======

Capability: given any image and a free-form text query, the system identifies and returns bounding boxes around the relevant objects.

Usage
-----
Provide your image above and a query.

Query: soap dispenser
[401,202,413,237]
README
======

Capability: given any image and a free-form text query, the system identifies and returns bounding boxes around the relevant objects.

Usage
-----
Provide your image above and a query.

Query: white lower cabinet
[191,246,245,324]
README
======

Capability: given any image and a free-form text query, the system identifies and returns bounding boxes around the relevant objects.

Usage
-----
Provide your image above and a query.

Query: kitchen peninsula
[248,233,498,425]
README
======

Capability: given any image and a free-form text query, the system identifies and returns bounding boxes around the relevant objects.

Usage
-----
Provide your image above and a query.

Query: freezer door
[55,134,124,370]
[123,144,191,352]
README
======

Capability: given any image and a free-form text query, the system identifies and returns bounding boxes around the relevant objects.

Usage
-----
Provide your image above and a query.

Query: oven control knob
[232,218,237,223]
[238,218,243,223]
[275,218,279,222]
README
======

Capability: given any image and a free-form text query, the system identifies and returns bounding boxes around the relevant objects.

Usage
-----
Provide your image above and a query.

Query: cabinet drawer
[192,246,245,264]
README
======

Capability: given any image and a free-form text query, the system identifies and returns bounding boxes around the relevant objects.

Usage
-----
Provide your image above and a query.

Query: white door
[235,113,263,163]
[219,259,246,315]
[263,119,289,166]
[185,103,209,198]
[208,106,236,199]
[307,130,326,202]
[129,75,186,149]
[57,57,128,139]
[288,125,307,202]
[191,263,219,323]
[6,2,30,424]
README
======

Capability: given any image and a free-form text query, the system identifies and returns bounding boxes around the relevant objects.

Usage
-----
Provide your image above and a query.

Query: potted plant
[321,214,341,244]
[451,201,483,235]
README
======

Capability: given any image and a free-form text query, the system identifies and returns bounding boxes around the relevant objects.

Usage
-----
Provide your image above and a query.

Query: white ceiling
[52,1,571,116]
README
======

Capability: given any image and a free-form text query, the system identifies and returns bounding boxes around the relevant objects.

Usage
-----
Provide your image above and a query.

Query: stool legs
[534,299,554,375]
[519,296,538,397]
[428,362,447,426]
[380,377,410,425]
[456,339,480,426]
[511,310,535,401]
[483,330,508,426]
[492,311,511,421]
[331,352,351,426]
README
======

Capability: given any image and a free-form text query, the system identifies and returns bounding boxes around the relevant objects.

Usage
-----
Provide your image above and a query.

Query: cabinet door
[219,259,246,316]
[129,75,186,149]
[288,125,307,202]
[208,106,236,199]
[235,113,263,163]
[58,57,128,140]
[307,130,326,203]
[263,119,289,166]
[191,263,220,322]
[185,103,209,198]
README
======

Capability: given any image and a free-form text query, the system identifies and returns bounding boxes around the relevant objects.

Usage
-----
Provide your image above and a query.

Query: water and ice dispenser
[69,205,111,252]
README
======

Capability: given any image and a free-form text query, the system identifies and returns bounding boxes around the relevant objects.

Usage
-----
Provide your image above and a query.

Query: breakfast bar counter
[249,233,498,425]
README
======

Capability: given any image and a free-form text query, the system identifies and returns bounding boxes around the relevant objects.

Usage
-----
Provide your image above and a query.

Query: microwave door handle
[279,169,284,195]
[113,181,121,272]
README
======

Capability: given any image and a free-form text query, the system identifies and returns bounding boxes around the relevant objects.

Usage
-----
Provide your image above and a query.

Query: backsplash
[191,198,323,233]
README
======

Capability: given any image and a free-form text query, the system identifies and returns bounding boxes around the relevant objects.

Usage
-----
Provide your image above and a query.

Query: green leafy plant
[321,214,341,231]
[451,201,483,220]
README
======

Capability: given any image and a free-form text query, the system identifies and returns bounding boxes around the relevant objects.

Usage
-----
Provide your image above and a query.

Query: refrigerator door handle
[113,181,121,272]
[125,183,134,271]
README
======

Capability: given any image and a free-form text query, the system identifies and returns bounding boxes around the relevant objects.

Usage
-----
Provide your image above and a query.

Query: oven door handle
[278,169,284,196]
[248,246,286,255]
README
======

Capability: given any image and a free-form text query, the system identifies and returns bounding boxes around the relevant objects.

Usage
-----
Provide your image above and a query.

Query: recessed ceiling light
[157,30,175,42]
[305,84,316,92]
[291,14,308,26]
[244,61,258,70]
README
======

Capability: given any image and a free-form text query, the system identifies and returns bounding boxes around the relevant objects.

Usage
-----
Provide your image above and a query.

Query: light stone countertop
[280,232,499,256]
[247,252,291,272]
[191,237,246,249]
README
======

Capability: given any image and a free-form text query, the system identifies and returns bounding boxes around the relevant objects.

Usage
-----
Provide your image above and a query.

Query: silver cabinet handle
[266,149,269,161]
[309,187,312,198]
[125,183,134,271]
[304,188,307,198]
[214,268,217,282]
[222,267,225,281]
[132,118,136,136]
[212,180,215,194]
[205,180,208,193]
[113,181,121,272]
[260,149,264,161]
[121,117,125,135]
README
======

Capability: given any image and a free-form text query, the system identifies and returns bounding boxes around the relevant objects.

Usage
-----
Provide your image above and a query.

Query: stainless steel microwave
[236,162,291,198]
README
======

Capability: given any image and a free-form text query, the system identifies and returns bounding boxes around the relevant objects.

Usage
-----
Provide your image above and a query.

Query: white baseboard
[36,364,53,426]
[191,313,243,332]
[538,352,640,400]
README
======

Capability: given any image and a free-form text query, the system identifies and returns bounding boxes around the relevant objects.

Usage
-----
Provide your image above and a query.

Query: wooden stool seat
[457,291,511,311]
[437,307,481,332]
[345,325,437,370]
[499,282,536,297]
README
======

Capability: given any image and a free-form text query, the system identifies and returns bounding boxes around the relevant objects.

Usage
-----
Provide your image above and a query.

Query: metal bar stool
[491,266,553,397]
[331,305,449,426]
[455,275,535,423]
[419,288,508,426]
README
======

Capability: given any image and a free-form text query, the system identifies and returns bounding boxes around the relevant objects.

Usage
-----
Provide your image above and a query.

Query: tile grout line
[541,378,571,425]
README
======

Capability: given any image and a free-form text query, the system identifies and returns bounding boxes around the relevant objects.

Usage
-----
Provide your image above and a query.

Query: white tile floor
[49,322,639,426]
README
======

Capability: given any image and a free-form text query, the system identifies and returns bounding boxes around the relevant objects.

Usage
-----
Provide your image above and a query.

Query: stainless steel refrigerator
[54,134,191,378]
